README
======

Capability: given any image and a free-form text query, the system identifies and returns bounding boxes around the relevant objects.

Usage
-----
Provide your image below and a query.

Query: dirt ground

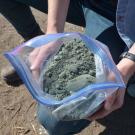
[0,8,135,135]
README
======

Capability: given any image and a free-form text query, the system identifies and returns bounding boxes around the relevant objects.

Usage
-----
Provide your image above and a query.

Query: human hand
[28,40,62,80]
[87,60,131,120]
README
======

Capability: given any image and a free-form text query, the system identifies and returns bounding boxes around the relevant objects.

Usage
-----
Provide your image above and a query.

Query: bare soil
[0,8,135,135]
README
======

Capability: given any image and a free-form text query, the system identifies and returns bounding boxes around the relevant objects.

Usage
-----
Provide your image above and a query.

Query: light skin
[46,0,70,34]
[30,0,69,77]
[30,0,135,120]
[90,47,135,120]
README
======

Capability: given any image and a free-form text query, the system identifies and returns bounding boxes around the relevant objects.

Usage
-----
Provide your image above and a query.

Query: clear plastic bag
[4,32,125,120]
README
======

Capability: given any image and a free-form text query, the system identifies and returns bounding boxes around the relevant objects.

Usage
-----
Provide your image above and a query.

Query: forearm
[47,0,70,34]
[117,43,135,83]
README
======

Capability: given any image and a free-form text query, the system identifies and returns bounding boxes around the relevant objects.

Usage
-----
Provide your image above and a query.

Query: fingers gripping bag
[4,32,125,121]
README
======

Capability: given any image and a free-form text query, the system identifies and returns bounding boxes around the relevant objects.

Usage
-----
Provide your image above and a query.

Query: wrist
[117,58,135,84]
[46,28,59,35]
[46,22,64,34]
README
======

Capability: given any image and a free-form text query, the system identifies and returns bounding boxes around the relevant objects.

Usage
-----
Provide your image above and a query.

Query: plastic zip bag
[4,32,125,120]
